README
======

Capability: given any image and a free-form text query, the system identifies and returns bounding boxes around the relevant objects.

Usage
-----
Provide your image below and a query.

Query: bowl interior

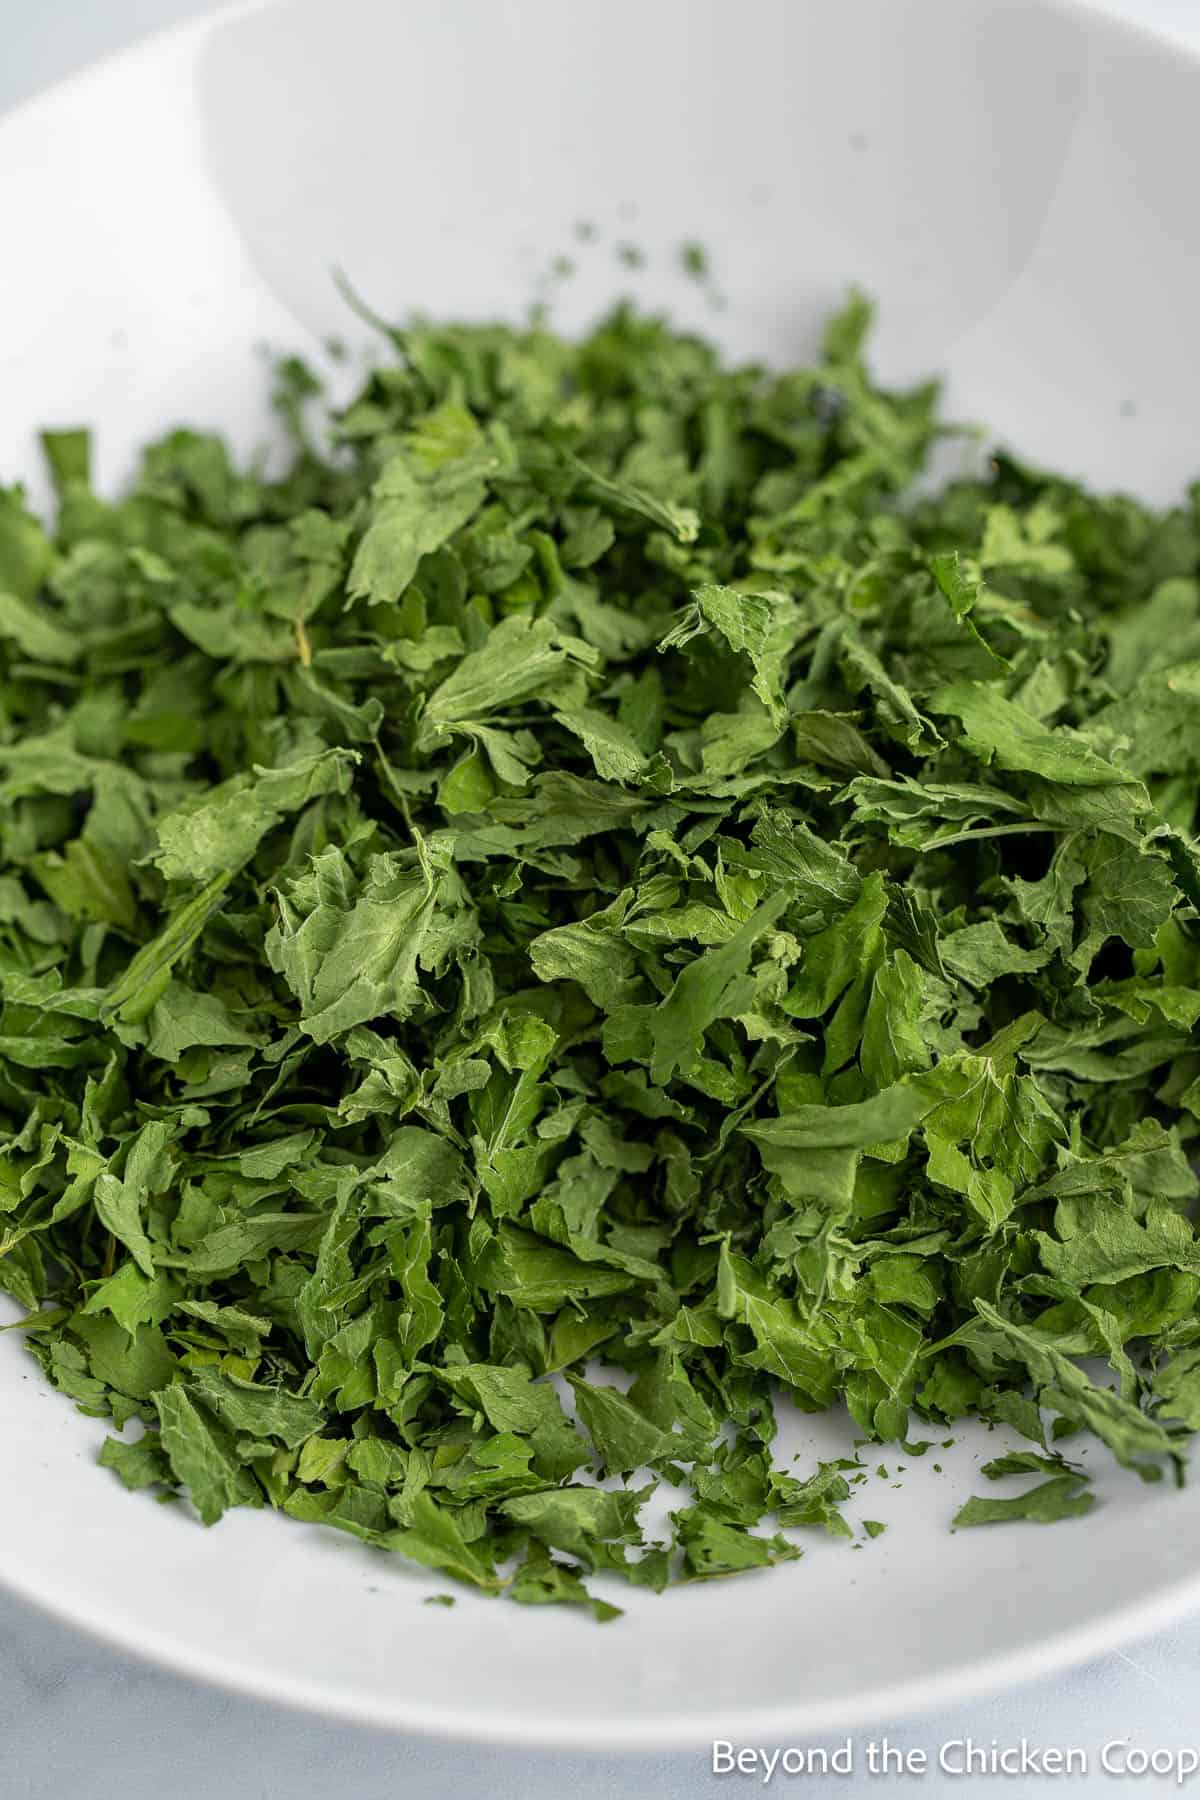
[2,0,1200,1748]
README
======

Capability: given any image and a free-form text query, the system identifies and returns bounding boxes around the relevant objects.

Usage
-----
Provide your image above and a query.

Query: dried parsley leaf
[4,292,1200,1615]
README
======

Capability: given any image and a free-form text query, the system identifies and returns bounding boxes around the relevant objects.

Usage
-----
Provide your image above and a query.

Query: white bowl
[3,0,1200,1751]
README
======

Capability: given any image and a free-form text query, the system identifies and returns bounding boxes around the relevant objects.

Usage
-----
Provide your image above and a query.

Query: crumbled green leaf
[954,1477,1096,1528]
[5,292,1200,1615]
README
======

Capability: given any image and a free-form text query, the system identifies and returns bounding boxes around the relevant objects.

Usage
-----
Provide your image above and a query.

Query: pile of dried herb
[4,294,1200,1616]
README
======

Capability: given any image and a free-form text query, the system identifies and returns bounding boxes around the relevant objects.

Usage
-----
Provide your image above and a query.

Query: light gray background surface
[2,2,1200,1795]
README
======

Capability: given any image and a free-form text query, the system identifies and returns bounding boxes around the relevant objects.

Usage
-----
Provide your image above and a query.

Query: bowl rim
[5,1535,1200,1749]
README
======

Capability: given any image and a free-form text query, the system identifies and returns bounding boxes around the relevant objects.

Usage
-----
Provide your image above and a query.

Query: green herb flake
[680,241,709,280]
[953,1478,1096,1529]
[4,291,1200,1615]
